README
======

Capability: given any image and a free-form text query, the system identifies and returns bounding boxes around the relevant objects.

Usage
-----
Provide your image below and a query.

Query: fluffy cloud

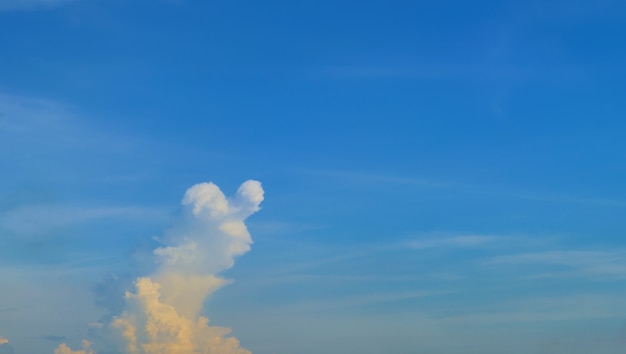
[151,180,263,318]
[0,338,7,345]
[112,278,250,354]
[56,180,263,354]
[54,341,94,354]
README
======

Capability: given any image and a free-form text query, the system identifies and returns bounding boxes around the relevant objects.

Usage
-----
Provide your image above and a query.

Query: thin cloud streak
[0,93,138,154]
[301,168,626,207]
[0,205,168,234]
[300,168,454,189]
[0,0,78,11]
[488,250,626,279]
[275,290,453,313]
[409,235,508,250]
[434,293,626,325]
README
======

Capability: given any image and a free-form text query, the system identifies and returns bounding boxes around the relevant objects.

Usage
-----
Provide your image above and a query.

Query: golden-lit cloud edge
[56,180,263,354]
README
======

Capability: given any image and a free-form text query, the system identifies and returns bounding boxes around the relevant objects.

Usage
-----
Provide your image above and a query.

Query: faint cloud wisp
[0,0,79,11]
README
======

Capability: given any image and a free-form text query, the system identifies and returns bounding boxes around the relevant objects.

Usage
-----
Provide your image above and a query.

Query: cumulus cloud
[56,180,264,354]
[151,180,263,318]
[112,278,250,354]
[0,338,7,345]
[54,340,94,354]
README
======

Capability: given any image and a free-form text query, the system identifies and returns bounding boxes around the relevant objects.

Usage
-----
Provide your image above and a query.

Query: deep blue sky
[1,1,626,353]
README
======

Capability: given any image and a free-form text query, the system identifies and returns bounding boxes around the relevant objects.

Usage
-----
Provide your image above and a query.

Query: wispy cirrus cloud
[408,234,508,250]
[435,292,626,325]
[302,168,626,208]
[0,0,78,11]
[300,168,453,189]
[321,63,543,82]
[488,250,626,279]
[0,94,135,154]
[0,204,167,235]
[276,290,451,313]
[0,92,225,187]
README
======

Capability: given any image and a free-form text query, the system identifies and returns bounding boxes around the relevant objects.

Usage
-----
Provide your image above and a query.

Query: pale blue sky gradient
[1,1,626,353]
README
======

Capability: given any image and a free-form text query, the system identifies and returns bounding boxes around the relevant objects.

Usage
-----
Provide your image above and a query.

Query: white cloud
[57,180,264,354]
[0,338,7,345]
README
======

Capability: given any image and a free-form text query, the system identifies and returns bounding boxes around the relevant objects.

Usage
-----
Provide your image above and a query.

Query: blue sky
[1,0,626,353]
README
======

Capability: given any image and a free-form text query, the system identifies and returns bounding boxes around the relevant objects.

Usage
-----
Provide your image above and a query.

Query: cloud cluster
[56,180,264,354]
